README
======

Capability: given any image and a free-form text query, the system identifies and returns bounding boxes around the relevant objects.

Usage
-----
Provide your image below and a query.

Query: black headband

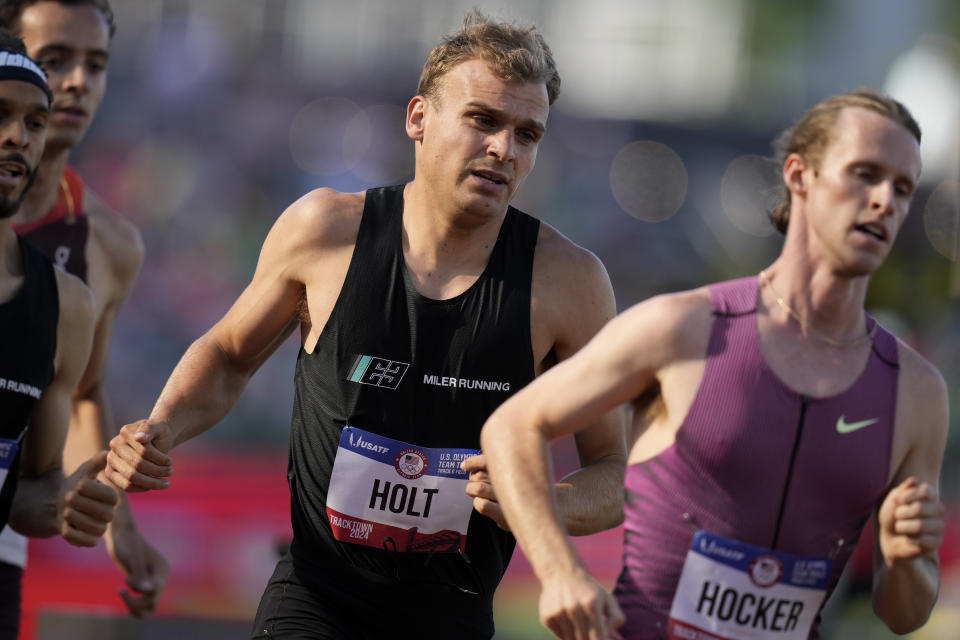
[0,50,52,105]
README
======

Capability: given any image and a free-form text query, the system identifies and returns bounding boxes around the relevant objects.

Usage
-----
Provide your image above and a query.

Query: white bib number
[0,438,18,495]
[326,426,478,553]
[668,531,831,640]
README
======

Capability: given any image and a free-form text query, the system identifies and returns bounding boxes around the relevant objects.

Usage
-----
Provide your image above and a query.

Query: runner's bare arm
[105,189,360,492]
[480,291,708,639]
[466,239,626,535]
[535,240,625,535]
[872,346,948,633]
[64,195,144,471]
[67,195,170,617]
[9,269,113,545]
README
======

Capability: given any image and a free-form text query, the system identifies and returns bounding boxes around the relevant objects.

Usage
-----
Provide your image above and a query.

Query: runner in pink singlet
[482,89,948,640]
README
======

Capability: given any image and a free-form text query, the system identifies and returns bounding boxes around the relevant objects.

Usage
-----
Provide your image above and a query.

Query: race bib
[326,426,479,553]
[0,438,19,493]
[668,531,831,640]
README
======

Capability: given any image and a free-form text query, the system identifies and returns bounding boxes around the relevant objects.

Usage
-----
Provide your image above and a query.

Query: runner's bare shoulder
[893,336,948,438]
[83,188,145,284]
[619,286,713,360]
[52,267,96,357]
[530,221,613,337]
[272,188,367,255]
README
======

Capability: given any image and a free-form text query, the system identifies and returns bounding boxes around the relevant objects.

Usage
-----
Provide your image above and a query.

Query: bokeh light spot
[923,179,960,261]
[610,141,687,222]
[289,97,364,176]
[125,138,200,222]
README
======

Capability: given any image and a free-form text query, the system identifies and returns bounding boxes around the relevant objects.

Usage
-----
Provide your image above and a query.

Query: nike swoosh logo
[836,416,879,434]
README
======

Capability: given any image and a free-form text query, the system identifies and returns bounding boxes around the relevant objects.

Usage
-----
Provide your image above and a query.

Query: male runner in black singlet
[0,28,117,639]
[106,10,627,639]
[0,0,166,619]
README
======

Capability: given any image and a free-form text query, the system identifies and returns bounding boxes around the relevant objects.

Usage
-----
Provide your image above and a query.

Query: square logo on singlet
[347,355,409,390]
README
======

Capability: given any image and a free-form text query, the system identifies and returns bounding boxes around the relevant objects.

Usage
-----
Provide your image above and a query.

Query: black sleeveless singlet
[0,237,58,529]
[287,185,539,602]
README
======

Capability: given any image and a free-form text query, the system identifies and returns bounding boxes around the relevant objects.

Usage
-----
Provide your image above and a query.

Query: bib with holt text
[326,426,479,553]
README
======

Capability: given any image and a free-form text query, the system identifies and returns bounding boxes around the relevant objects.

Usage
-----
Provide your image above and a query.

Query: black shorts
[251,552,494,639]
[0,560,22,640]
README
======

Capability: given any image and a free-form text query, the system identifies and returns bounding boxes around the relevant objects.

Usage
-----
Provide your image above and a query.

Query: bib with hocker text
[668,531,832,639]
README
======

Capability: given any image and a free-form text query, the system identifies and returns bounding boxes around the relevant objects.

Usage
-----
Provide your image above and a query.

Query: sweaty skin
[0,72,114,548]
[479,106,946,640]
[8,1,166,615]
[106,58,626,604]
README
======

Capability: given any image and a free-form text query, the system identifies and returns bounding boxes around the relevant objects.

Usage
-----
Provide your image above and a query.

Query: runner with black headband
[0,28,117,640]
[0,0,167,621]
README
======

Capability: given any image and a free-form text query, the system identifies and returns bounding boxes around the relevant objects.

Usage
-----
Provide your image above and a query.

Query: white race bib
[0,438,18,495]
[668,531,831,640]
[326,426,479,553]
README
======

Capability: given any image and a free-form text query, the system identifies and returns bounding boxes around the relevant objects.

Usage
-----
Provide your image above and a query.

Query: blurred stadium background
[19,0,960,638]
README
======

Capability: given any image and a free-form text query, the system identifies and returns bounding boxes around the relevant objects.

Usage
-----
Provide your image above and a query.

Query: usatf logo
[347,431,389,454]
[347,355,409,389]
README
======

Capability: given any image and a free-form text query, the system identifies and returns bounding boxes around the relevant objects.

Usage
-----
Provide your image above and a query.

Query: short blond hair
[417,9,560,106]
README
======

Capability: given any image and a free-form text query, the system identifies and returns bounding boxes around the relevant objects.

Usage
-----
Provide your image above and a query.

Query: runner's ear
[406,96,427,142]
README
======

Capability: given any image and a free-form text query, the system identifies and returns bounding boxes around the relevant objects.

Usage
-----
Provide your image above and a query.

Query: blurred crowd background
[21,0,960,638]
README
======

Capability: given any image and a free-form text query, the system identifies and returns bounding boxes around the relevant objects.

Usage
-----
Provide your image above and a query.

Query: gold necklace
[758,270,876,348]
